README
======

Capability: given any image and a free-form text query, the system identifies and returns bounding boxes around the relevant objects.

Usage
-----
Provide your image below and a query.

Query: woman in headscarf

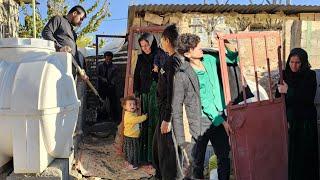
[133,33,159,163]
[277,48,319,180]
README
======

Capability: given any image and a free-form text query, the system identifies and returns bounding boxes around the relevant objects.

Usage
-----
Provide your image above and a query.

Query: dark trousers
[152,120,183,180]
[192,124,230,180]
[97,87,121,123]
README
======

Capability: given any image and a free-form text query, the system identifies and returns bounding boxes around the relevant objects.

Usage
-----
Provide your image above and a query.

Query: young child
[122,96,147,170]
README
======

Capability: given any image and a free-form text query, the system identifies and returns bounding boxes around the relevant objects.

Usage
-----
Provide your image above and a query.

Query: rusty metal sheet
[218,31,288,180]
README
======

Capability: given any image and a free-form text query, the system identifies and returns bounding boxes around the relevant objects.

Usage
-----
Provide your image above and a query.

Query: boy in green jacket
[176,33,236,180]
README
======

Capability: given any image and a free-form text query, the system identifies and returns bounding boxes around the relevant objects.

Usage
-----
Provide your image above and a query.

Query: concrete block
[140,19,148,26]
[169,16,180,24]
[132,17,141,27]
[144,12,163,25]
[162,16,170,25]
[6,158,70,180]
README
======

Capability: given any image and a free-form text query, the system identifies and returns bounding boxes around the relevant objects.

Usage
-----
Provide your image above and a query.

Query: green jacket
[194,51,238,126]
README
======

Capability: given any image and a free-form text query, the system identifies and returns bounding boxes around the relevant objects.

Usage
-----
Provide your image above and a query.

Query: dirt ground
[70,133,155,180]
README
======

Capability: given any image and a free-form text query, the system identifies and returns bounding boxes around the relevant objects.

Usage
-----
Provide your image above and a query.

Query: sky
[32,0,319,37]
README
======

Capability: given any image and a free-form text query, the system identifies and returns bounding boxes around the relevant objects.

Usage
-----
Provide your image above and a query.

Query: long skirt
[288,107,319,180]
[139,81,159,163]
[123,136,139,167]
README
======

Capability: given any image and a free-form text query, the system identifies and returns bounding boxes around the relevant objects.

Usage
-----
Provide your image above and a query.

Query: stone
[132,17,141,26]
[6,158,71,180]
[144,12,163,25]
[299,13,315,21]
[315,13,320,21]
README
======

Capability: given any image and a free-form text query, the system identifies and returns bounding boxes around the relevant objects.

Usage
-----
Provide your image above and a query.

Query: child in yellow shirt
[122,96,147,170]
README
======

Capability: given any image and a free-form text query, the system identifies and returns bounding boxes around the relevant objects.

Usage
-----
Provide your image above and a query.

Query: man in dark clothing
[152,24,183,180]
[42,5,88,80]
[97,51,121,123]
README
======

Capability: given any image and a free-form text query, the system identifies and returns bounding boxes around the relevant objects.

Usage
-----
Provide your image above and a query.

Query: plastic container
[0,38,80,173]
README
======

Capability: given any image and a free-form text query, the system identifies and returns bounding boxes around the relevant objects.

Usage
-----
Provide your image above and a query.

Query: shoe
[127,164,138,170]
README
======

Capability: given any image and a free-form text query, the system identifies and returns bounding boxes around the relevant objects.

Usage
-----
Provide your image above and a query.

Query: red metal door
[218,32,288,180]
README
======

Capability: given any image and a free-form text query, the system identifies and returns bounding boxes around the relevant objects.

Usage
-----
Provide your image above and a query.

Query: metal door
[218,32,288,180]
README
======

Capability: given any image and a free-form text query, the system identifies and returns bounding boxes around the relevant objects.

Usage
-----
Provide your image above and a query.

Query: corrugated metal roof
[129,4,320,15]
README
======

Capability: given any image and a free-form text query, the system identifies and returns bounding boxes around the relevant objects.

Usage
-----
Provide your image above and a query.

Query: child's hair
[120,96,137,108]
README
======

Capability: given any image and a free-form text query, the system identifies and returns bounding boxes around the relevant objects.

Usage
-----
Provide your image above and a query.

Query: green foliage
[86,0,99,14]
[47,0,68,20]
[18,4,44,38]
[209,154,218,172]
[99,39,106,48]
[78,0,111,38]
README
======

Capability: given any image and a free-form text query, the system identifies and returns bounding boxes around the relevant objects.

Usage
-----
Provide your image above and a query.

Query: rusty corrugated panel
[131,4,320,15]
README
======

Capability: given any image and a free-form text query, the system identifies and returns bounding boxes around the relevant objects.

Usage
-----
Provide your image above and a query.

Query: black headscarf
[284,48,311,87]
[138,33,158,56]
[138,33,159,81]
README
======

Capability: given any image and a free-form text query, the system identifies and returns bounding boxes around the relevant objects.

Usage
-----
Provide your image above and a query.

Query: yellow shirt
[123,111,147,138]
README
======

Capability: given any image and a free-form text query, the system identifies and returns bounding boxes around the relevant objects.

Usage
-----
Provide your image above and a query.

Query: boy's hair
[177,33,200,55]
[162,24,179,48]
[68,5,87,18]
[120,96,137,108]
[104,51,113,58]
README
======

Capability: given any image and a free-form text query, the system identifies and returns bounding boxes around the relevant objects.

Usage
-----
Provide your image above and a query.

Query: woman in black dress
[277,48,319,180]
[133,33,159,163]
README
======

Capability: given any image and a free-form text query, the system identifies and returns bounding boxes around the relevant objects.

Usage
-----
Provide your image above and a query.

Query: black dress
[277,70,319,180]
[133,53,159,163]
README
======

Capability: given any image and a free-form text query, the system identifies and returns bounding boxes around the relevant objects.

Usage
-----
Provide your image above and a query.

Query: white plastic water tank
[238,80,269,104]
[0,38,80,173]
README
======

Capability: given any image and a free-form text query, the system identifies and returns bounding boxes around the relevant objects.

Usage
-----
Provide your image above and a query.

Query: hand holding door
[222,121,234,136]
[277,81,288,94]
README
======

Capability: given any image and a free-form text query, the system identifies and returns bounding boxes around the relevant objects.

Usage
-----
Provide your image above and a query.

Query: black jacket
[42,15,82,68]
[97,62,119,96]
[134,53,157,94]
[157,54,181,122]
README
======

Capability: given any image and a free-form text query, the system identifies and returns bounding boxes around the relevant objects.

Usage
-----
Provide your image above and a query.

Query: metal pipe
[218,36,231,105]
[236,37,247,106]
[32,0,36,38]
[95,35,99,88]
[264,36,273,102]
[250,37,261,102]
